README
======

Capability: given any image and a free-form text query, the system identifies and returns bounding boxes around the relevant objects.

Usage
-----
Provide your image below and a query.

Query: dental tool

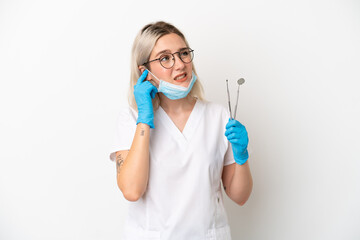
[233,78,245,119]
[226,79,233,119]
[226,78,245,120]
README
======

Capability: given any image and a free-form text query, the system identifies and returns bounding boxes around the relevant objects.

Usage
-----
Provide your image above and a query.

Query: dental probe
[226,79,233,119]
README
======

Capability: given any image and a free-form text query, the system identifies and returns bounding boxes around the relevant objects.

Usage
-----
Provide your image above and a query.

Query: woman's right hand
[134,70,158,128]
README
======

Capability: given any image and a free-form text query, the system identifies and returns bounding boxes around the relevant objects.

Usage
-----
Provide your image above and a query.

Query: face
[144,33,193,88]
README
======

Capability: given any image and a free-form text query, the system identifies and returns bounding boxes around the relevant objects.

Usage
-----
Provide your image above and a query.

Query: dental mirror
[233,78,245,119]
[237,78,245,85]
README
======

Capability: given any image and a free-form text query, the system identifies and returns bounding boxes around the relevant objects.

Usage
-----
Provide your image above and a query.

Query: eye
[181,50,190,56]
[160,54,171,62]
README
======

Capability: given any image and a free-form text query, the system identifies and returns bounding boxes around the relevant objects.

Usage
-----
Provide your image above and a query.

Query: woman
[109,21,253,239]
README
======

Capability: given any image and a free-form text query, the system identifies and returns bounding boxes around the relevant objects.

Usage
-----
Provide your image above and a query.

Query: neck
[159,94,196,114]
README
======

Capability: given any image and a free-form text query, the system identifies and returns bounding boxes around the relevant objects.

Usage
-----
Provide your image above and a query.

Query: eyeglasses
[143,48,194,69]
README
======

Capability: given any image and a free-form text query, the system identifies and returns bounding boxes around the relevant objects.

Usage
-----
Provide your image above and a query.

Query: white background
[1,0,359,239]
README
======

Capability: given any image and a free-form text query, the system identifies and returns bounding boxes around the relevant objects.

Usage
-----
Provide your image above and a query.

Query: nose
[172,53,185,70]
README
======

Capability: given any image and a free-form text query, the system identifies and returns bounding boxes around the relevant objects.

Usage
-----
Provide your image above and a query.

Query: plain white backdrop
[1,0,359,239]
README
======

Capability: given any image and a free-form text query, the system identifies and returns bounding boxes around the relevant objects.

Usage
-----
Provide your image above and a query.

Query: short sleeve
[109,107,137,162]
[224,141,235,166]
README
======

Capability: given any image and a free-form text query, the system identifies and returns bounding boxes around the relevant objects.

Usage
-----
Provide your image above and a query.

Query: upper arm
[222,163,236,195]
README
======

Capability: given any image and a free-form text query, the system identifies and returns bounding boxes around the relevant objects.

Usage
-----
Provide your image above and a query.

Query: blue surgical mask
[146,69,197,100]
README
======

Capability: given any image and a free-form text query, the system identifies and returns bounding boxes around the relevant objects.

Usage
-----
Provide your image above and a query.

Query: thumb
[136,70,148,85]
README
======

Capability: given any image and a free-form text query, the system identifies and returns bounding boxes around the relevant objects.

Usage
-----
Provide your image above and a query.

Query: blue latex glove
[134,70,158,128]
[225,118,249,165]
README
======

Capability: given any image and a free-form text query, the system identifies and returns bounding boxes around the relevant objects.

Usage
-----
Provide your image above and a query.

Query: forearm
[228,161,253,206]
[118,123,150,200]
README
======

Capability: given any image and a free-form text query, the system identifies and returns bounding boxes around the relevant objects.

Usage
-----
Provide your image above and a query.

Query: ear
[138,65,145,73]
[138,65,151,81]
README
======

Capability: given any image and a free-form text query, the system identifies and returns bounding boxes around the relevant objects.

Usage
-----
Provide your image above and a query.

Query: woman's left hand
[225,118,249,165]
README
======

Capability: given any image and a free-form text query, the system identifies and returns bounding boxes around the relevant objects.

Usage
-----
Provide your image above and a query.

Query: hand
[134,70,158,128]
[225,118,249,165]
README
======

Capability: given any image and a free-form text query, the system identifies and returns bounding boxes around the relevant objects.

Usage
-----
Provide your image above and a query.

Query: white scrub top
[109,99,235,240]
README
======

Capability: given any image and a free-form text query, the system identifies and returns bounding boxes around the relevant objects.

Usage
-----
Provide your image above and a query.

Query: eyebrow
[154,47,189,58]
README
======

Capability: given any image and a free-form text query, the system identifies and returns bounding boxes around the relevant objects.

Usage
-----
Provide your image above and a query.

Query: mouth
[174,73,187,82]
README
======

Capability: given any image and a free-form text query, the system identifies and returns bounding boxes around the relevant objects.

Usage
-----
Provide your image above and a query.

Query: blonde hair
[128,21,205,111]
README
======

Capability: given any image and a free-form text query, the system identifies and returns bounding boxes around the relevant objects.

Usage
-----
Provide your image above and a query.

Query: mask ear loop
[141,67,160,88]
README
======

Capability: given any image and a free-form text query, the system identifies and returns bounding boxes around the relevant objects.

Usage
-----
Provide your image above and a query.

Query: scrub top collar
[156,99,206,147]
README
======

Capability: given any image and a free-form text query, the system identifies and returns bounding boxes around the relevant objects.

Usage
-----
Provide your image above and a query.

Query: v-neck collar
[156,99,205,145]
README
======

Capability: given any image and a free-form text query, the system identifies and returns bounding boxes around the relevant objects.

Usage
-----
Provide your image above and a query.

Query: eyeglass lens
[159,49,194,69]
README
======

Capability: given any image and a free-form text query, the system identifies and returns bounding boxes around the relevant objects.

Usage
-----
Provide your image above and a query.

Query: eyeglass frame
[142,48,194,69]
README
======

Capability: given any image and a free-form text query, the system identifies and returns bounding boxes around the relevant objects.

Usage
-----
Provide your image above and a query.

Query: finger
[229,138,248,146]
[150,86,158,99]
[225,128,234,137]
[228,125,246,137]
[227,130,248,140]
[228,134,248,144]
[226,132,237,140]
[136,69,148,85]
[225,119,243,129]
[225,130,239,138]
[141,81,158,99]
[225,126,244,137]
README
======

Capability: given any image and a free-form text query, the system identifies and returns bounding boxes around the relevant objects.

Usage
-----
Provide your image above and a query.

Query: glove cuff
[137,108,155,128]
[136,118,154,129]
[234,149,249,165]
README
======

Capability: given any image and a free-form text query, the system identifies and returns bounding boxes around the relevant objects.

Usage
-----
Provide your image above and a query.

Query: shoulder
[116,106,138,126]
